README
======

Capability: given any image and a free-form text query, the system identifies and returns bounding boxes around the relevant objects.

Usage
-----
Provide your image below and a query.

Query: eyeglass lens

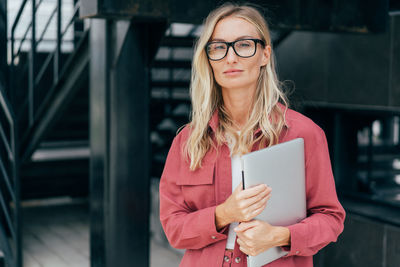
[207,39,256,60]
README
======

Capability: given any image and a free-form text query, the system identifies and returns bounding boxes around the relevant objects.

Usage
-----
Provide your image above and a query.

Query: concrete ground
[21,197,182,267]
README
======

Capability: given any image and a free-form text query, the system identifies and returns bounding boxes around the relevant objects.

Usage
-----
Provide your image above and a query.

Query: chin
[221,81,250,90]
[219,78,247,88]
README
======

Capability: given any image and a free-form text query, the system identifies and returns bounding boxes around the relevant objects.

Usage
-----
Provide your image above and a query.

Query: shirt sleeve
[282,126,346,256]
[159,136,227,250]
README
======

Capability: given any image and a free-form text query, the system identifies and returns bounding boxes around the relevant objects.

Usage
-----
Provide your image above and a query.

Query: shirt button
[234,257,241,263]
[211,235,217,239]
[224,255,230,262]
[295,251,300,254]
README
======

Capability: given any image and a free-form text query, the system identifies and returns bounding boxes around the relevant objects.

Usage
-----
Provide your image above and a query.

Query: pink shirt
[159,106,345,267]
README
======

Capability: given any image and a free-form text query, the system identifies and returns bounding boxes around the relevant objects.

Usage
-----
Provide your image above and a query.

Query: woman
[159,3,345,267]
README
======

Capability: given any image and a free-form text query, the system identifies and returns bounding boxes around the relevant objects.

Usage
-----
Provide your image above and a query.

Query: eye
[208,43,226,51]
[236,40,252,48]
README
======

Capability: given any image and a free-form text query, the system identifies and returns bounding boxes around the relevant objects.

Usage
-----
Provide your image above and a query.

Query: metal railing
[0,87,20,267]
[9,0,84,144]
[0,1,85,266]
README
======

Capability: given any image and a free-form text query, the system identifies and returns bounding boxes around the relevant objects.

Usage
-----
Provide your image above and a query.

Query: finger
[238,245,251,256]
[238,198,267,222]
[249,202,267,219]
[236,237,250,249]
[233,182,243,194]
[236,237,244,247]
[240,188,271,209]
[251,192,270,208]
[249,194,270,211]
[241,184,271,200]
[236,231,245,240]
[234,220,258,232]
[242,198,268,222]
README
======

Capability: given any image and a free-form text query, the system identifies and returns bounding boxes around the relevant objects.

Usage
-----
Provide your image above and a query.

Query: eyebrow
[210,35,255,42]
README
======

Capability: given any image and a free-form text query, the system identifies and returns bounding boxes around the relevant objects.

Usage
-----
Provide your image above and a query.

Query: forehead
[211,16,260,41]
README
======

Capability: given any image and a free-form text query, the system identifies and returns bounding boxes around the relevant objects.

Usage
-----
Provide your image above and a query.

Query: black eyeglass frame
[205,38,266,61]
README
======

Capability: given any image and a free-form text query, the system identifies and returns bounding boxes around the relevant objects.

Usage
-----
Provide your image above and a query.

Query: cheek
[246,61,262,79]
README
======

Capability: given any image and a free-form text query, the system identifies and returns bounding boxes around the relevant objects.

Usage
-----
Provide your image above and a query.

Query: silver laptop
[241,138,306,267]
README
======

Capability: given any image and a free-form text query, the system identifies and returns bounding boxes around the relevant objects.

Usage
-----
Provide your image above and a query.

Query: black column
[0,0,7,94]
[89,18,109,267]
[90,19,161,267]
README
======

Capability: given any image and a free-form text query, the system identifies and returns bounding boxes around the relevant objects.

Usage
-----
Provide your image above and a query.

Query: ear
[261,45,271,67]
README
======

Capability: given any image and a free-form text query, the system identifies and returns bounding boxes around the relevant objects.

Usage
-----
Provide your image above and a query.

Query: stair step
[152,60,191,69]
[31,146,89,162]
[39,140,89,148]
[20,158,89,200]
[21,175,89,199]
[151,81,190,88]
[160,36,196,47]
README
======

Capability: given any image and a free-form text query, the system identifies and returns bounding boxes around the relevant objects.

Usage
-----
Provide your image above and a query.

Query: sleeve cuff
[282,223,308,257]
[203,206,228,242]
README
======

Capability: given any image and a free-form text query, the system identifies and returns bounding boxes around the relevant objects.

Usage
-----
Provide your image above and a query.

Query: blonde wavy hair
[184,3,288,171]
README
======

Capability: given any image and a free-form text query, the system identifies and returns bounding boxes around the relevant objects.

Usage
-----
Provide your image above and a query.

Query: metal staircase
[8,0,89,201]
[0,0,88,266]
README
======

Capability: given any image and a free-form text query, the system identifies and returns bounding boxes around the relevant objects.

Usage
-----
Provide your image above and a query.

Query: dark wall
[276,14,400,109]
[314,211,400,267]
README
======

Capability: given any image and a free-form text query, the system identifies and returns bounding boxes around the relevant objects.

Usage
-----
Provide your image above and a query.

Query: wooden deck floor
[22,199,182,267]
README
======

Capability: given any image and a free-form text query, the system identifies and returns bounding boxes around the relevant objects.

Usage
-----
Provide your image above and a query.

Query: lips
[223,69,243,74]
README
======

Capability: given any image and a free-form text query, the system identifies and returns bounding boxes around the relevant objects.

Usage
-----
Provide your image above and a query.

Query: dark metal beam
[0,0,7,96]
[389,13,400,107]
[90,19,166,267]
[29,0,36,126]
[89,19,109,267]
[54,0,62,83]
[80,0,389,33]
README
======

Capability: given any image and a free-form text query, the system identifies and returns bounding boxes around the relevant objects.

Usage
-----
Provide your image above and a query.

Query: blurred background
[0,0,399,266]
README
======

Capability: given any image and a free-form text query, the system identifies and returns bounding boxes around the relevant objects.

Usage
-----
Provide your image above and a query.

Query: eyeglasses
[205,38,265,61]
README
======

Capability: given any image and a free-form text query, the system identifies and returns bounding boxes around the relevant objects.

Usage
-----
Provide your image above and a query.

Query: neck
[221,86,255,130]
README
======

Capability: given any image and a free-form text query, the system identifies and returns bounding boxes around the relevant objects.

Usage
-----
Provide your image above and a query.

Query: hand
[215,183,271,229]
[234,220,291,256]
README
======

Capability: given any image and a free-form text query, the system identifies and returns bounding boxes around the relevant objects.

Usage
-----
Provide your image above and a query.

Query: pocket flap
[176,163,215,185]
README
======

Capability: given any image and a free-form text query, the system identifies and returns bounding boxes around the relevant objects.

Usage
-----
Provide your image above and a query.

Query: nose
[225,45,238,64]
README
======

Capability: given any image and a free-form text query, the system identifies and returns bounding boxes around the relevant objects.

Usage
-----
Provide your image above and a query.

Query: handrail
[0,86,14,125]
[61,1,80,39]
[11,0,44,32]
[14,19,32,59]
[36,6,57,47]
[0,190,16,240]
[10,0,28,34]
[35,51,55,86]
[0,157,15,203]
[0,123,12,159]
[12,0,45,58]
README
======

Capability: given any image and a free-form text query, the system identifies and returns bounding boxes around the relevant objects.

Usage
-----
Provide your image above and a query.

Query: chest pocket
[176,162,216,211]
